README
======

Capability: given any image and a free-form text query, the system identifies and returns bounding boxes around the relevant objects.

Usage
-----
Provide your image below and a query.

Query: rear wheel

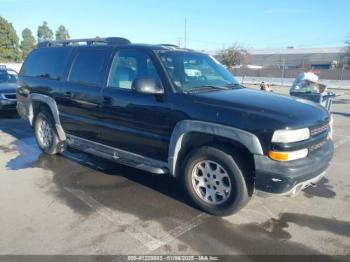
[34,111,62,155]
[182,146,251,216]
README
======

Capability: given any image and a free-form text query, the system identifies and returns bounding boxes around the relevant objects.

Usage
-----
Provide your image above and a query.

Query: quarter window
[69,49,109,86]
[108,50,161,89]
[20,47,71,80]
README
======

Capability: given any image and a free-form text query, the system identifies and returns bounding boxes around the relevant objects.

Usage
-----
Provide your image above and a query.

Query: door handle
[103,96,112,105]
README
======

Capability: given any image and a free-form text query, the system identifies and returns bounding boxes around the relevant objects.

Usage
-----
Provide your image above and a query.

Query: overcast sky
[1,0,349,50]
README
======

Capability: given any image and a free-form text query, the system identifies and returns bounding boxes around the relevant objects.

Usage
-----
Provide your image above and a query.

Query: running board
[66,135,169,175]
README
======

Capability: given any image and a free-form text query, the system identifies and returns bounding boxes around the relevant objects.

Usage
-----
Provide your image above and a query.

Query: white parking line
[65,187,209,256]
[113,213,209,261]
[334,133,350,138]
[158,212,209,244]
[334,137,350,149]
[64,187,165,251]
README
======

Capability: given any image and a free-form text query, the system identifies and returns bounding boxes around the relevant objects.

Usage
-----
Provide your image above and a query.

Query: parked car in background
[290,72,336,111]
[17,38,334,216]
[0,66,18,112]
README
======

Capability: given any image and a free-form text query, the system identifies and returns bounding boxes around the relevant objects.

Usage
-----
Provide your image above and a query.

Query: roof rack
[159,44,179,50]
[37,37,131,48]
[159,44,179,48]
[158,44,195,52]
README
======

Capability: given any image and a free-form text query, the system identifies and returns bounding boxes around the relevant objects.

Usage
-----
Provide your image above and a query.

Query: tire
[34,110,62,155]
[182,146,251,216]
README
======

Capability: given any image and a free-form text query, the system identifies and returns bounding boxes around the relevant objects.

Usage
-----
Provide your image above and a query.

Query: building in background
[247,47,348,70]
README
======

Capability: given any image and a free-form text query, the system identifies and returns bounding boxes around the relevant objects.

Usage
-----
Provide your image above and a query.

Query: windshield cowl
[183,84,242,94]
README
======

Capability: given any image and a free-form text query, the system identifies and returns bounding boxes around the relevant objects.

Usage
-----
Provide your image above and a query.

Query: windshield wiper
[184,85,231,94]
[224,83,242,89]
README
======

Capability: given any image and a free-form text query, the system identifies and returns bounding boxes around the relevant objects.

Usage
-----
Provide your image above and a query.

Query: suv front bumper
[254,139,334,197]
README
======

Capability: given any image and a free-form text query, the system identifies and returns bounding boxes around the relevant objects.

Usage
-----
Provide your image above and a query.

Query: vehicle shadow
[331,111,350,118]
[0,116,32,140]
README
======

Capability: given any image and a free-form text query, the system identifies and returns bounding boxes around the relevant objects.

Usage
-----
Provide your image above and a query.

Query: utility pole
[341,64,346,81]
[184,18,187,48]
[281,56,286,86]
[177,38,182,47]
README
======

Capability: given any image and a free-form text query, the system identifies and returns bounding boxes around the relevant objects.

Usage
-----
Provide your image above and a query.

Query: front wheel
[182,146,251,216]
[34,111,62,155]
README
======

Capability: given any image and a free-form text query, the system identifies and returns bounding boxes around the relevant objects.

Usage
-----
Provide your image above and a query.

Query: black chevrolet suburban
[17,37,334,216]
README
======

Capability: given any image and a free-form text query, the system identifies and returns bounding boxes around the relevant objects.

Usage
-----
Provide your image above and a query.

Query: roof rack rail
[37,37,131,48]
[159,44,179,49]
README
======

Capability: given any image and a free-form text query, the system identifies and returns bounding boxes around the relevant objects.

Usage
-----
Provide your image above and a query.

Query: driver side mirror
[131,77,164,95]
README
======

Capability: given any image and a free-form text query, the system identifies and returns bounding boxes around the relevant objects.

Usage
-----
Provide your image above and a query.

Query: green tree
[37,21,53,42]
[0,16,21,62]
[20,28,36,59]
[55,25,70,41]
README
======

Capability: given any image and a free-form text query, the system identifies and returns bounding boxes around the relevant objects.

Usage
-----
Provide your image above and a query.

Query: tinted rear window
[20,47,71,80]
[68,49,109,86]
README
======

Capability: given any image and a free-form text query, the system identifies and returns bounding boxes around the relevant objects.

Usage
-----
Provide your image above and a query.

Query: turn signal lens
[268,151,289,161]
[268,149,308,162]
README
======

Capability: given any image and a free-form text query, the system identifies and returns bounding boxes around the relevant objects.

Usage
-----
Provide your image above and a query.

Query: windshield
[158,51,240,93]
[0,70,18,83]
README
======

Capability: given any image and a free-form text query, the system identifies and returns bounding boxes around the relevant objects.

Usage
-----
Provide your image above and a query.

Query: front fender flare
[168,120,263,176]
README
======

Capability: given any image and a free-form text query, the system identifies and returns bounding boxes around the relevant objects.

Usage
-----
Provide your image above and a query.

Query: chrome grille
[310,123,329,136]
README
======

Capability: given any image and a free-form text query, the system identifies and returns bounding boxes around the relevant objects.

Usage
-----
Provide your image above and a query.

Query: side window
[108,50,161,89]
[69,49,109,86]
[20,47,71,80]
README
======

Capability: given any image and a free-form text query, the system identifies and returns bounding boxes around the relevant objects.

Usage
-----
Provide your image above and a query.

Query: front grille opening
[310,123,329,137]
[309,140,326,152]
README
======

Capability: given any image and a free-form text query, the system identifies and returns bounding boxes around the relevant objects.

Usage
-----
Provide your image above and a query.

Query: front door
[100,49,175,161]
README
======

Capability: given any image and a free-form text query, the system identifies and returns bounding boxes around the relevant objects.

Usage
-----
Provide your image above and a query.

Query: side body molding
[168,120,264,176]
[25,93,66,141]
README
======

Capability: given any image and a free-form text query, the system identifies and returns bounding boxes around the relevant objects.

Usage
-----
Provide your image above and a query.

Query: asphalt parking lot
[0,87,349,260]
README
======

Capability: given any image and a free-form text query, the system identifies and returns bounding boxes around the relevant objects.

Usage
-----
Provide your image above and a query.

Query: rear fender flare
[26,93,66,141]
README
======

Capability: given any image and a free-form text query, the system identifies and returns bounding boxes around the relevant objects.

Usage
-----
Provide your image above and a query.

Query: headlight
[272,128,310,143]
[268,148,308,161]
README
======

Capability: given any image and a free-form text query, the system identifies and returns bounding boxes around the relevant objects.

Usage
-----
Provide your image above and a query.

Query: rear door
[57,47,113,141]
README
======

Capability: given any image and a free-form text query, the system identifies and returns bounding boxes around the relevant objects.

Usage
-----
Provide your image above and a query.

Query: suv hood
[0,82,16,94]
[191,88,329,128]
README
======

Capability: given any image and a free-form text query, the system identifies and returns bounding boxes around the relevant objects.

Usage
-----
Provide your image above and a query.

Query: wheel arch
[26,93,66,141]
[168,120,263,177]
